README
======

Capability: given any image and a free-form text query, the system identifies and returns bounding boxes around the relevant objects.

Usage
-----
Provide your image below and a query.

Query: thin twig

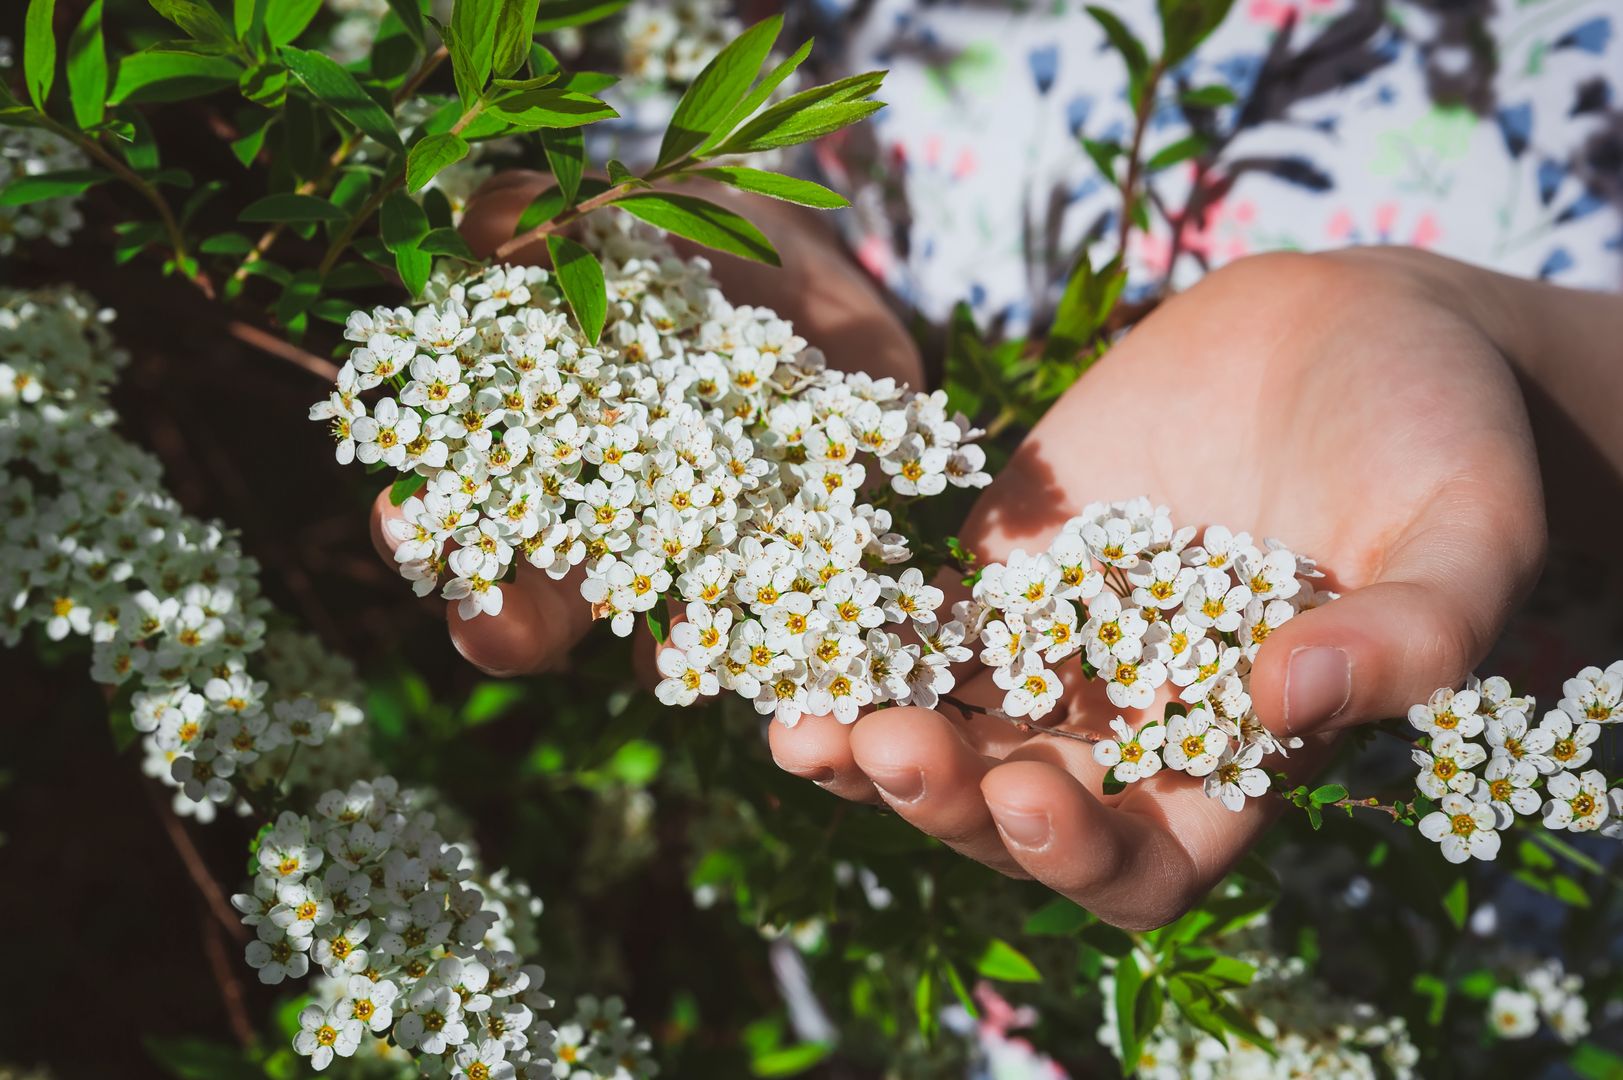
[1112,58,1167,267]
[226,320,339,381]
[146,782,250,943]
[204,916,257,1048]
[941,693,1102,744]
[493,158,695,262]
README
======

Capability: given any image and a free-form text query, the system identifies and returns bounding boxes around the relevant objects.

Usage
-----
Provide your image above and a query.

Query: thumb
[1251,498,1543,738]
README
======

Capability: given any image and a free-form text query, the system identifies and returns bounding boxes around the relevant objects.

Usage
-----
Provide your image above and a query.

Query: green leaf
[696,37,814,157]
[490,88,618,129]
[144,1036,260,1080]
[385,0,427,47]
[109,49,240,104]
[406,131,470,192]
[1159,0,1237,66]
[380,190,430,251]
[974,938,1041,983]
[694,166,849,209]
[605,158,639,187]
[492,0,541,78]
[233,0,268,37]
[1551,873,1592,908]
[389,472,427,505]
[199,231,253,254]
[281,47,403,151]
[239,192,348,222]
[461,680,526,725]
[1023,897,1092,937]
[1182,84,1238,107]
[540,127,584,206]
[418,226,477,260]
[749,1043,831,1078]
[1085,5,1150,84]
[1147,133,1207,171]
[532,0,631,32]
[24,0,58,111]
[265,0,324,44]
[613,192,779,265]
[1571,1042,1623,1080]
[711,71,886,156]
[151,0,235,45]
[942,960,977,1018]
[1441,876,1469,929]
[513,177,609,233]
[607,738,662,786]
[644,603,670,645]
[1114,952,1147,1073]
[451,0,501,89]
[1308,783,1348,806]
[547,234,606,345]
[658,14,782,167]
[238,61,288,106]
[395,243,432,296]
[0,168,108,205]
[1044,249,1098,364]
[66,0,107,128]
[1081,137,1121,181]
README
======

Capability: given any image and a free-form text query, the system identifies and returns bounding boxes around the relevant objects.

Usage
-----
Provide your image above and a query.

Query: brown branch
[941,693,1102,744]
[146,782,250,944]
[204,916,257,1048]
[226,320,339,382]
[1112,59,1168,267]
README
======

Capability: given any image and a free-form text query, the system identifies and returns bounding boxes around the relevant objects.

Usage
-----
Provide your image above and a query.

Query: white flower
[395,984,468,1055]
[1418,794,1501,863]
[1558,661,1623,724]
[1487,988,1539,1039]
[1182,525,1250,572]
[1473,756,1541,828]
[1092,717,1164,783]
[1407,687,1484,740]
[1484,707,1554,774]
[454,1038,515,1080]
[1412,732,1486,799]
[1183,570,1250,633]
[993,652,1063,720]
[1537,710,1601,771]
[341,973,400,1033]
[1542,769,1610,832]
[294,1004,363,1070]
[1128,551,1195,610]
[1081,592,1146,667]
[1203,741,1270,811]
[1101,644,1167,711]
[1162,708,1228,777]
[245,926,311,985]
[655,646,720,706]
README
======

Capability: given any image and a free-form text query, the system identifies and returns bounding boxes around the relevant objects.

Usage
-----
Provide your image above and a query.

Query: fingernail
[1284,646,1351,734]
[867,764,925,803]
[800,767,835,785]
[991,807,1052,851]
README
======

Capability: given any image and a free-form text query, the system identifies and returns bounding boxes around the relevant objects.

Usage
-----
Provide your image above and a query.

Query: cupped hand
[768,248,1547,930]
[369,169,923,674]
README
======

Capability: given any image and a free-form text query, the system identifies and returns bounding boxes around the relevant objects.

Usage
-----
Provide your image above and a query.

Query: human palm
[769,249,1546,929]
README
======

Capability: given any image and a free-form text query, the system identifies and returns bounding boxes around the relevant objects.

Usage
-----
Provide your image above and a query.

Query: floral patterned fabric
[796,0,1623,330]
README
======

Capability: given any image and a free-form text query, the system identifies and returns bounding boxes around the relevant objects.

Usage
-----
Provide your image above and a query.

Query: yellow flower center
[1450,812,1476,837]
[1181,734,1205,757]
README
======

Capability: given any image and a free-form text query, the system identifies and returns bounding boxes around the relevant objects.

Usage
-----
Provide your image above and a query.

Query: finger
[1251,472,1545,738]
[849,706,1028,875]
[980,759,1210,930]
[446,560,593,677]
[768,710,880,804]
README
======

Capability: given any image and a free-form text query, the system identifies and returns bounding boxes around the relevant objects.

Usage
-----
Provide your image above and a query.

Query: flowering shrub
[2,0,1621,1078]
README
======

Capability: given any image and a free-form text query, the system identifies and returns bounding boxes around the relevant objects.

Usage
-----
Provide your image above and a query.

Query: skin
[372,170,1623,931]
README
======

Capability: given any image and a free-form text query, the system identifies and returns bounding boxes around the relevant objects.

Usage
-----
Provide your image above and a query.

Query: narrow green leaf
[613,191,779,265]
[1159,0,1237,66]
[1441,876,1469,929]
[1085,5,1149,80]
[108,49,240,105]
[658,14,782,167]
[395,242,432,296]
[605,158,638,187]
[539,126,584,206]
[385,0,428,48]
[379,190,429,252]
[492,0,541,78]
[532,0,631,32]
[239,192,348,222]
[199,231,253,253]
[66,0,107,128]
[942,961,977,1018]
[546,234,606,345]
[1114,952,1146,1073]
[280,46,402,150]
[1182,84,1238,107]
[694,166,849,209]
[265,0,325,44]
[1308,783,1348,806]
[1043,249,1096,364]
[150,0,235,45]
[419,226,477,260]
[1023,897,1091,937]
[0,168,108,205]
[406,131,470,192]
[389,472,427,505]
[749,1043,831,1078]
[1147,133,1207,171]
[451,0,501,89]
[974,938,1041,982]
[1081,137,1121,181]
[489,88,617,129]
[24,0,59,111]
[513,177,609,234]
[233,0,268,37]
[711,70,885,156]
[697,37,814,156]
[644,603,670,646]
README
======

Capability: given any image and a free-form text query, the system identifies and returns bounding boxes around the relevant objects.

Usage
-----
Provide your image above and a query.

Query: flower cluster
[0,287,651,1077]
[617,0,742,85]
[1487,959,1590,1043]
[1097,926,1419,1079]
[969,503,1323,814]
[0,42,85,254]
[316,215,991,728]
[1409,664,1623,863]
